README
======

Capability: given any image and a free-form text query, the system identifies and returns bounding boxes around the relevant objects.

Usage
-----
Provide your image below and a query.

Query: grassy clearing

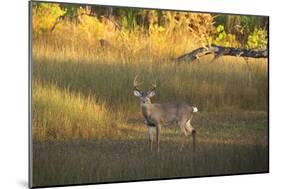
[32,111,268,187]
[32,41,268,187]
[31,5,268,187]
[32,89,268,187]
[32,51,268,187]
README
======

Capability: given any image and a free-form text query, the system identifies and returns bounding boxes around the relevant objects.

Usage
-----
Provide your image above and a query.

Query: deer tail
[192,106,198,113]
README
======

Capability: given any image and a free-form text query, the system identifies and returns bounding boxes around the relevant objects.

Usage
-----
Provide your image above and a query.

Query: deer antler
[150,78,157,92]
[133,75,142,91]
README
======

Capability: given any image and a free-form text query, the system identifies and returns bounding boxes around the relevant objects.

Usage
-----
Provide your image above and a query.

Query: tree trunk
[174,45,268,63]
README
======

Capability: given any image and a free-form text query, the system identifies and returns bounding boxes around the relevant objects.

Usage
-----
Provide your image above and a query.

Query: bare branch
[175,45,268,63]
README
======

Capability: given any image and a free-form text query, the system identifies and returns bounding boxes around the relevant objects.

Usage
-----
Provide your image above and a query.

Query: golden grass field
[31,7,268,187]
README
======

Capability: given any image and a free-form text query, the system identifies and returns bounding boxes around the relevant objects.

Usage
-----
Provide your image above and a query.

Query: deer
[133,75,198,152]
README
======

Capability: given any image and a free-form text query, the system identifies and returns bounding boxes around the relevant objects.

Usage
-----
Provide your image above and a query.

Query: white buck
[133,75,198,152]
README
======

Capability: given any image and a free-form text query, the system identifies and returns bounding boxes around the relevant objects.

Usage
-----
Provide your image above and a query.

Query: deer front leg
[147,126,154,152]
[156,125,161,153]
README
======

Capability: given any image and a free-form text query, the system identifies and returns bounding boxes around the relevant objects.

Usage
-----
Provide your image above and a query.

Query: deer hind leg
[147,126,154,152]
[156,125,161,153]
[185,119,196,152]
[179,121,189,151]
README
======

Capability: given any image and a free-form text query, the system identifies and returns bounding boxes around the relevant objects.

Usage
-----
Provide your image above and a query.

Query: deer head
[133,75,157,105]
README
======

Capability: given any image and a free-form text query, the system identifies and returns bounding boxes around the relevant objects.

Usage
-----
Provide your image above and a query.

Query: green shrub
[247,28,267,49]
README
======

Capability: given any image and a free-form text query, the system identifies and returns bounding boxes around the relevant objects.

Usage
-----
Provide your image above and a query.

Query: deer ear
[134,90,141,97]
[148,91,156,98]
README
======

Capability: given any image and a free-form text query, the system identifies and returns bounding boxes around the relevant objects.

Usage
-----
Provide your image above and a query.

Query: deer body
[133,76,198,152]
[141,102,193,126]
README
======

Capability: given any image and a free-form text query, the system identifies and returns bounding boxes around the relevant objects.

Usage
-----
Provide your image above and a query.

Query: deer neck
[141,102,153,119]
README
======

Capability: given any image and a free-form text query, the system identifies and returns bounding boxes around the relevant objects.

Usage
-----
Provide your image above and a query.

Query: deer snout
[140,97,151,104]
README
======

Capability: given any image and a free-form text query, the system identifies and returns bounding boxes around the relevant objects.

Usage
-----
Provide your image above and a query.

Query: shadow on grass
[32,139,268,187]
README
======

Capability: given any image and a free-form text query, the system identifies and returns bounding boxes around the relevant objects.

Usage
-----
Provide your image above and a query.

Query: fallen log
[175,45,268,63]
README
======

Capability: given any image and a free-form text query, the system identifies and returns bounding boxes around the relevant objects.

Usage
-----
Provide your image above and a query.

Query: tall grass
[33,57,268,112]
[32,56,267,140]
[32,81,122,140]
